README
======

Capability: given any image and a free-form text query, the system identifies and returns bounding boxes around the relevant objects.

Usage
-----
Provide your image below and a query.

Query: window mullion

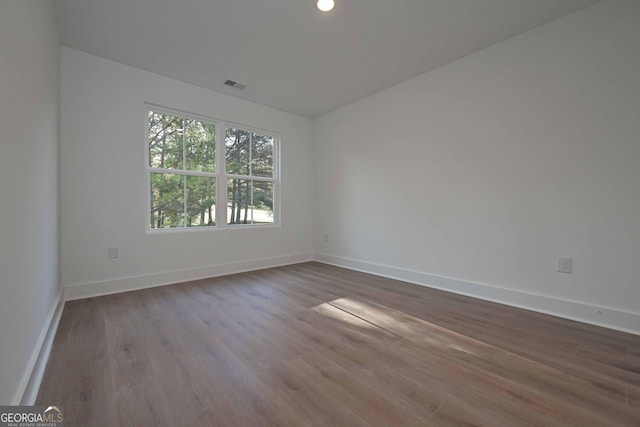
[226,174,273,181]
[249,132,253,225]
[217,123,227,226]
[148,168,217,178]
[250,180,254,225]
[183,118,187,228]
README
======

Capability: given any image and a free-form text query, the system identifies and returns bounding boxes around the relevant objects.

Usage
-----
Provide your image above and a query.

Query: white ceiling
[54,0,599,118]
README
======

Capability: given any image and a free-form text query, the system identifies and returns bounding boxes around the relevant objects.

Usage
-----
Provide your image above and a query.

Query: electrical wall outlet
[108,247,119,259]
[557,257,572,273]
[324,233,329,243]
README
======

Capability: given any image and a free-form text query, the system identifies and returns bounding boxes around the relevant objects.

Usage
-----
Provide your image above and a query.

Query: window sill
[145,223,281,235]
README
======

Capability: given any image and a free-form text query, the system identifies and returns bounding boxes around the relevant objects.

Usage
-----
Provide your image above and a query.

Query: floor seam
[326,301,404,339]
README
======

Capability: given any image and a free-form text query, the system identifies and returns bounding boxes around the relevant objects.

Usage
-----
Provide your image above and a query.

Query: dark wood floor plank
[254,355,373,427]
[629,387,639,408]
[102,294,158,391]
[292,350,438,426]
[295,263,640,399]
[38,262,640,425]
[330,297,635,419]
[58,357,117,426]
[35,307,74,405]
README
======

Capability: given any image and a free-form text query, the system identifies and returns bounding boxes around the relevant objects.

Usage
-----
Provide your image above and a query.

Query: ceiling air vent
[224,79,246,90]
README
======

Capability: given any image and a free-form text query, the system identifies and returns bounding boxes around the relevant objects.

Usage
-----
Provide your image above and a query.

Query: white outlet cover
[558,257,572,273]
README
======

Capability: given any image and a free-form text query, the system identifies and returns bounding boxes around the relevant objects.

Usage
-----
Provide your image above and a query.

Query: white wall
[0,1,61,404]
[60,48,314,298]
[314,0,640,332]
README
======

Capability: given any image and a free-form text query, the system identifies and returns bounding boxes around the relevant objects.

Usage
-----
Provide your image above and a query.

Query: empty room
[1,0,639,425]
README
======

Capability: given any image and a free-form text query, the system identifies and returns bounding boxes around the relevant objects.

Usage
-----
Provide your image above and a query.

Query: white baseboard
[313,253,640,336]
[64,253,313,301]
[12,290,65,405]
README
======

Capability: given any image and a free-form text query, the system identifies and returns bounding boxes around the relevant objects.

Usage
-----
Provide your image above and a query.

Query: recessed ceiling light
[316,0,335,12]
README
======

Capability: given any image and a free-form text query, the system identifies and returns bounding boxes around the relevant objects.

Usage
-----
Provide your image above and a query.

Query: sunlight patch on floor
[312,297,478,356]
[321,297,565,375]
[311,301,378,330]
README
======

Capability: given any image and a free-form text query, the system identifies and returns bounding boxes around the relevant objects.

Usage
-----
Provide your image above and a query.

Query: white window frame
[145,103,280,233]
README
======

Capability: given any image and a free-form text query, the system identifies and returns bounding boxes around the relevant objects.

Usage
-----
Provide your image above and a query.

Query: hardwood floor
[37,262,640,426]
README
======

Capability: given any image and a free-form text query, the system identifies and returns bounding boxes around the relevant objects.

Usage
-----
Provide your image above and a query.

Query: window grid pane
[150,173,184,229]
[185,119,216,173]
[186,176,216,227]
[226,178,274,226]
[148,111,184,170]
[251,132,274,178]
[253,180,274,224]
[225,128,250,176]
[227,178,252,225]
